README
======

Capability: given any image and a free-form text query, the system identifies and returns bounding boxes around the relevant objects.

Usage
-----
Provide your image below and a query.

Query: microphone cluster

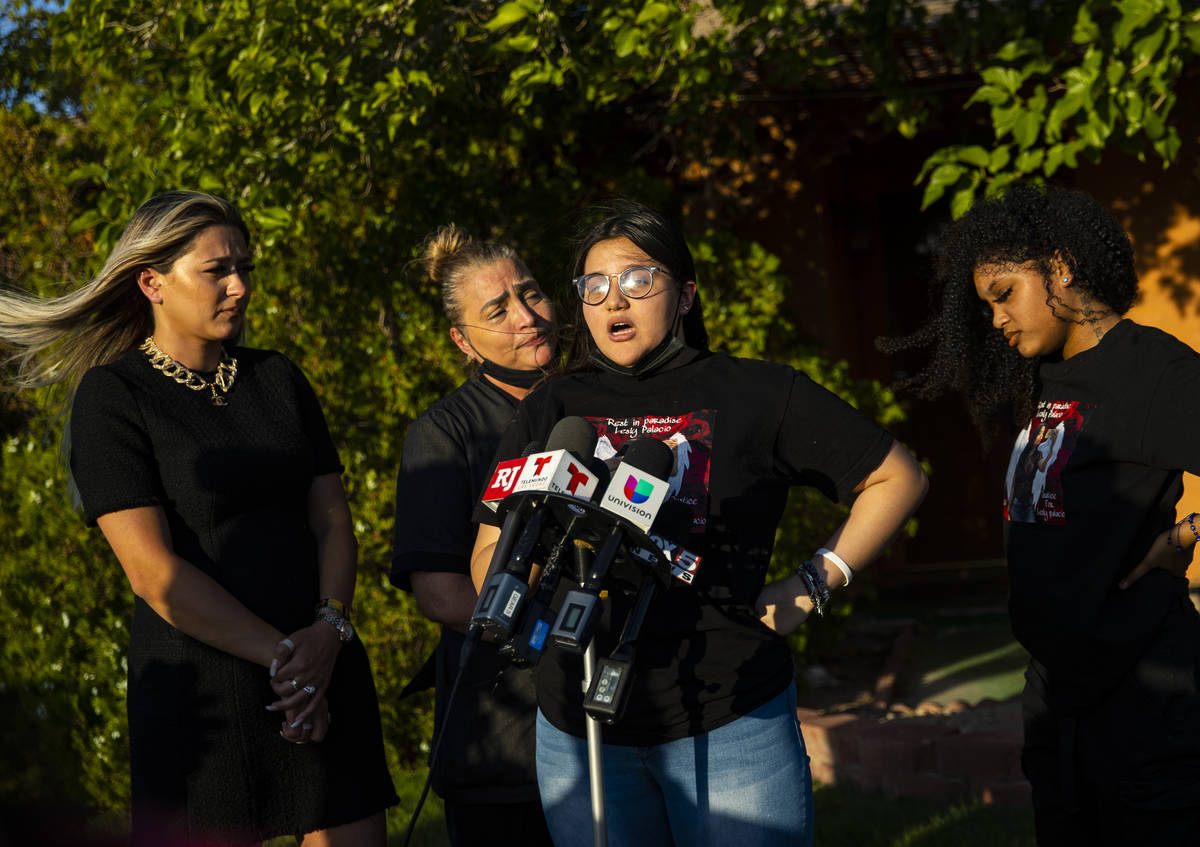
[466,416,703,723]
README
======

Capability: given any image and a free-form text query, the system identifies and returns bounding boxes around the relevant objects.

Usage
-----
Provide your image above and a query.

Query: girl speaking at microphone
[469,200,927,847]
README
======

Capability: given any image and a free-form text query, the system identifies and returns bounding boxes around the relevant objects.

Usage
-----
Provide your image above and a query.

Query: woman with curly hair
[883,183,1200,844]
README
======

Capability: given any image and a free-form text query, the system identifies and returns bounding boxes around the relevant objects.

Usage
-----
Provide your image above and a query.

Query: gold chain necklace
[140,336,238,406]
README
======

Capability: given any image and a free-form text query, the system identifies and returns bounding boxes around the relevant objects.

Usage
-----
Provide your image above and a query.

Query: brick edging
[798,702,1031,804]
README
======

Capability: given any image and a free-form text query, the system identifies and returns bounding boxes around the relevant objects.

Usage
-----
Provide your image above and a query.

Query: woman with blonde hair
[1,190,397,845]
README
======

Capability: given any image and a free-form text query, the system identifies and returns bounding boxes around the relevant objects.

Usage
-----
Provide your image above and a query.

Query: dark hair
[418,223,528,327]
[566,200,708,366]
[879,183,1138,437]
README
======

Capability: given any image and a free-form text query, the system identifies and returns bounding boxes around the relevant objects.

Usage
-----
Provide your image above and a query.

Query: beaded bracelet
[796,559,830,617]
[1170,513,1199,554]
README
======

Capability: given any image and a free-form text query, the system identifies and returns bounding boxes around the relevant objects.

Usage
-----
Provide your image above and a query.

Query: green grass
[813,783,1035,846]
[357,769,1037,847]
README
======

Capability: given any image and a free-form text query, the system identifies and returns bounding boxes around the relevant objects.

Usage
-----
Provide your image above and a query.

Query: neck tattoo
[1078,292,1109,341]
[140,336,238,406]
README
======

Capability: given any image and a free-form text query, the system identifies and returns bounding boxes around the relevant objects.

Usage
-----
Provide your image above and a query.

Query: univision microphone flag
[600,463,671,533]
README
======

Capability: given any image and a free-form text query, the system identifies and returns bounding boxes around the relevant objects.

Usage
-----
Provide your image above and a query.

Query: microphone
[583,570,656,724]
[597,438,675,533]
[479,441,542,512]
[548,438,674,652]
[470,417,599,644]
[629,498,704,585]
[498,462,612,668]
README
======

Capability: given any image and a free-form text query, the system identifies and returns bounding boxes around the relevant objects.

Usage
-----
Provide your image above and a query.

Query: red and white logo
[481,457,529,510]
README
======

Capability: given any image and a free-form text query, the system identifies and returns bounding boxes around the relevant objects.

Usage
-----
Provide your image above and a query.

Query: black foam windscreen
[586,455,612,492]
[545,415,598,458]
[520,440,544,457]
[621,437,674,481]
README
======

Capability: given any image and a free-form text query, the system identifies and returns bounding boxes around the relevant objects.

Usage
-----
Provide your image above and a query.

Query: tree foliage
[1,0,1194,825]
[918,0,1200,216]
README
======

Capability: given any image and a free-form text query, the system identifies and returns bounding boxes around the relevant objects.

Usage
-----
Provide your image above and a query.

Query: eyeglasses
[572,266,665,305]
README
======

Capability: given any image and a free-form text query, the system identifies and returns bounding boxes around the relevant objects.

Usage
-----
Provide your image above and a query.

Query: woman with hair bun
[883,182,1200,844]
[390,224,557,845]
[1,190,396,845]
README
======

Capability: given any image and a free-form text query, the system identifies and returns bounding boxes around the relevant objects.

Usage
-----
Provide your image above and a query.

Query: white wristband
[815,547,853,587]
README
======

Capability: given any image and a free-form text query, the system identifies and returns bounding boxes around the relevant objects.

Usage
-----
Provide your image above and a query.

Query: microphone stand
[573,539,608,847]
[583,641,608,847]
[536,493,681,847]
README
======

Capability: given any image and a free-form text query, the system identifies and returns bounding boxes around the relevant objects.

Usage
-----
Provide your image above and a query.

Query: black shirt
[1004,320,1200,705]
[391,371,541,803]
[479,348,894,745]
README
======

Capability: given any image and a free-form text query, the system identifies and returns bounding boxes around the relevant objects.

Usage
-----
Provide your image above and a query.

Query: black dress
[70,345,397,843]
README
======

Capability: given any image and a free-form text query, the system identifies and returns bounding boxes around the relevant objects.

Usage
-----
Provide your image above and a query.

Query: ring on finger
[289,679,299,692]
[280,637,296,653]
[302,684,317,696]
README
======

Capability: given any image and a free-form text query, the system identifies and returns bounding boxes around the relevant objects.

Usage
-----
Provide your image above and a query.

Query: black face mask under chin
[588,333,686,377]
[476,357,547,389]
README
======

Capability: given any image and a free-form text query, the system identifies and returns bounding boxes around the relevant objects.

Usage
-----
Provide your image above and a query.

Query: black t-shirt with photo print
[478,347,894,745]
[1004,319,1200,706]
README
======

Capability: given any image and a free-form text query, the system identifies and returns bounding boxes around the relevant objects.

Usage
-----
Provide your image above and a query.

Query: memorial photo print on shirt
[1005,399,1093,525]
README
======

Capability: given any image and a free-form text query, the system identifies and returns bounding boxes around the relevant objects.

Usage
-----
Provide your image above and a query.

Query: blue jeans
[536,684,813,847]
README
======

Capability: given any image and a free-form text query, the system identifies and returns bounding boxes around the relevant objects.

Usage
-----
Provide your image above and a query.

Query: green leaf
[484,1,530,32]
[253,206,292,229]
[1079,120,1104,147]
[957,145,991,167]
[67,209,105,235]
[1123,89,1145,125]
[1112,0,1159,48]
[928,161,966,190]
[1046,88,1086,142]
[1014,148,1044,173]
[614,27,639,58]
[988,145,1011,173]
[981,66,1023,94]
[1184,21,1200,52]
[1154,126,1182,162]
[994,38,1039,62]
[1043,144,1065,176]
[1130,22,1167,70]
[1106,59,1128,87]
[949,182,977,220]
[635,2,672,27]
[1013,109,1041,149]
[964,84,1009,108]
[1073,5,1100,43]
[1142,104,1165,139]
[500,34,539,53]
[992,102,1021,139]
[672,18,693,53]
